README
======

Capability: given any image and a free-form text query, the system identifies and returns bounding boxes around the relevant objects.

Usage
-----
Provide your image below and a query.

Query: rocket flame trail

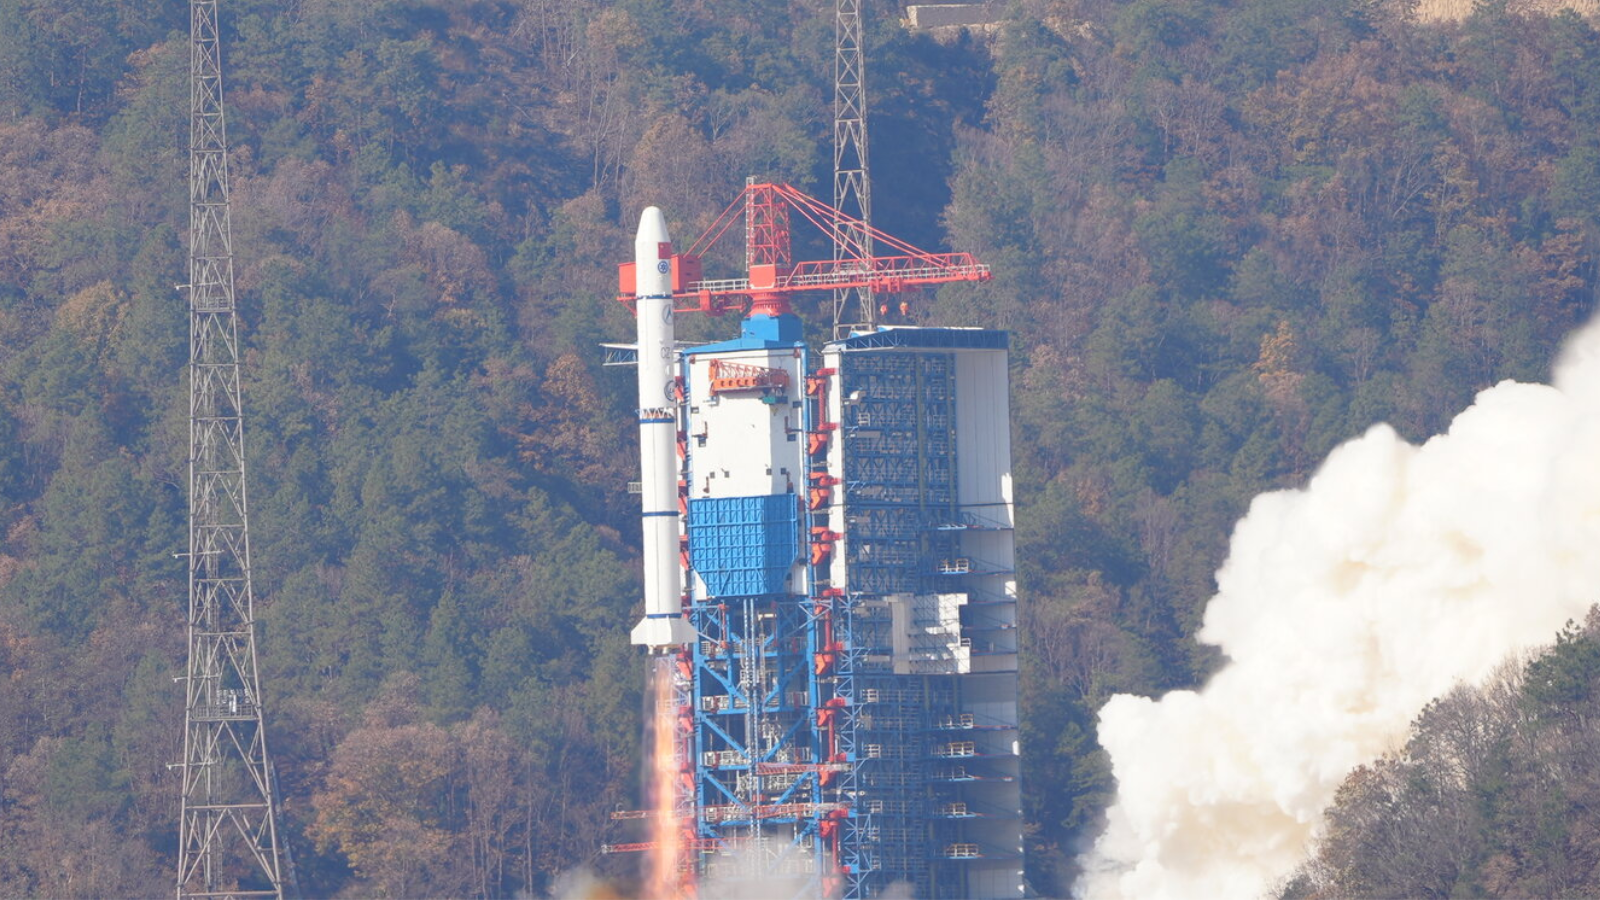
[1080,317,1600,898]
[647,657,684,899]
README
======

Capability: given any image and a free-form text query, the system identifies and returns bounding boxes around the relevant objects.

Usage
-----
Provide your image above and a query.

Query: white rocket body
[630,207,696,651]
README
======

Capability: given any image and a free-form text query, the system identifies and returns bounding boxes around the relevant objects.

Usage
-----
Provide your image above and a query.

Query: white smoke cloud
[545,844,835,900]
[544,867,624,900]
[1079,318,1600,899]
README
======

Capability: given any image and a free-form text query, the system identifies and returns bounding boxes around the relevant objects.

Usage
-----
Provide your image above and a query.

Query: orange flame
[646,656,685,899]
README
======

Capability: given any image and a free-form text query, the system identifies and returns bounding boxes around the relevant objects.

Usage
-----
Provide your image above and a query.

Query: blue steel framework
[666,327,1019,899]
[830,330,1022,900]
[844,350,958,896]
[682,341,839,896]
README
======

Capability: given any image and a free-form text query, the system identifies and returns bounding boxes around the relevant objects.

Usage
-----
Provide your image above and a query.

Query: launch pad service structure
[616,183,1023,899]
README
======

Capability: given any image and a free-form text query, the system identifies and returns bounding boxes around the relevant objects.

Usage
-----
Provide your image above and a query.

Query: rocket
[630,207,697,652]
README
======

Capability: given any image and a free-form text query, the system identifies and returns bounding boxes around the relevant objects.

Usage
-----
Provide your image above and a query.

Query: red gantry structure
[613,177,1020,900]
[618,181,990,320]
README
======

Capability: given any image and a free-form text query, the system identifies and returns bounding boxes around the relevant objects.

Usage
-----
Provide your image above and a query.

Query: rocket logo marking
[657,260,671,275]
[663,306,673,324]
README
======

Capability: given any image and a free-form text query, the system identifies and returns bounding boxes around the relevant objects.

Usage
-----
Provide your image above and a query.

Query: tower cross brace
[177,3,287,898]
[832,0,874,339]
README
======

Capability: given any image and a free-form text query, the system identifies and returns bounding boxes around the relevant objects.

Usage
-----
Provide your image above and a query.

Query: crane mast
[176,2,286,897]
[832,0,874,338]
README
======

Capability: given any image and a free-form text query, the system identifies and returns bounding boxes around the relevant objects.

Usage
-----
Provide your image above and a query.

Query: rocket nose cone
[633,206,675,299]
[636,206,671,247]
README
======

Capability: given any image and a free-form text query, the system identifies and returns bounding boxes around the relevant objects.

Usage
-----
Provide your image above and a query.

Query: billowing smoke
[1079,318,1600,899]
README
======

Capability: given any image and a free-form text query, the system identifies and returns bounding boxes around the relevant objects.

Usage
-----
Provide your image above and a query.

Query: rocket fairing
[630,207,697,652]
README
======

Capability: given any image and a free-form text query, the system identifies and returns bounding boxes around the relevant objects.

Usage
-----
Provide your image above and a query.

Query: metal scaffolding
[841,351,960,597]
[831,338,1021,899]
[177,3,286,898]
[832,0,875,338]
[683,347,836,898]
[659,320,1018,898]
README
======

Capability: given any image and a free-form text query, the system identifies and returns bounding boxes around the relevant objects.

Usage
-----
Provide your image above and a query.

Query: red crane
[617,181,990,320]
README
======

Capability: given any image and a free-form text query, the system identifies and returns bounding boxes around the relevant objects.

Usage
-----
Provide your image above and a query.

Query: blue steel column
[808,360,873,899]
[683,346,831,897]
[835,590,874,898]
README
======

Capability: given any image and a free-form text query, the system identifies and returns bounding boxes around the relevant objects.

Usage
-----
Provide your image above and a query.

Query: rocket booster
[630,207,696,651]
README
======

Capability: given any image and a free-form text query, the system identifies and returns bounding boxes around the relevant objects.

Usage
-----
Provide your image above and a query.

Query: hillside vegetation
[1,0,1599,897]
[1417,0,1599,21]
[1283,611,1600,899]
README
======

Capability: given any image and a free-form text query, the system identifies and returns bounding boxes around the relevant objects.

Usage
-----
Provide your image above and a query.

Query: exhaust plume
[1080,318,1600,898]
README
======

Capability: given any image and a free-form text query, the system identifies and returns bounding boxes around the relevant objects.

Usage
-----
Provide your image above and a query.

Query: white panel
[823,348,849,588]
[955,349,1014,527]
[684,348,809,499]
[682,346,810,601]
[889,592,971,675]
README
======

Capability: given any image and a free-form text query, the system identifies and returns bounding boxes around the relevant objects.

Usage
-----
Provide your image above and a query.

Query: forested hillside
[0,0,1598,897]
[1282,610,1600,899]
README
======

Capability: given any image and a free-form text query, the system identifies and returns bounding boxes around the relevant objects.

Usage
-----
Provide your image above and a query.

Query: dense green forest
[1,0,1599,896]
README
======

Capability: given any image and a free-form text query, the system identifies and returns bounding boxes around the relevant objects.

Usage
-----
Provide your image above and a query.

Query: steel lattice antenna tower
[832,0,874,339]
[177,2,286,897]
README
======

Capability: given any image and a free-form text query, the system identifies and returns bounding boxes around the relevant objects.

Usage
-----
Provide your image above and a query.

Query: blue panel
[687,494,801,597]
[685,313,806,354]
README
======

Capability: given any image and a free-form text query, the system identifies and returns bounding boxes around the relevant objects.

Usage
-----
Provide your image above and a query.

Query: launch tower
[616,184,1022,899]
[176,1,287,897]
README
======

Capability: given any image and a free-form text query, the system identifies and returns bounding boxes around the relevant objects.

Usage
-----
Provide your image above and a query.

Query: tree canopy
[1282,610,1600,899]
[0,0,1597,896]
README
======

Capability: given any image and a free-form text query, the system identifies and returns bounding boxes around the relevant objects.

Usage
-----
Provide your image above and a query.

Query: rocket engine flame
[1080,317,1600,898]
[647,657,685,899]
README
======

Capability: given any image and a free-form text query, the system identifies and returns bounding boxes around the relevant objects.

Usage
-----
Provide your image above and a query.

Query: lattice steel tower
[177,2,286,897]
[832,0,875,338]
